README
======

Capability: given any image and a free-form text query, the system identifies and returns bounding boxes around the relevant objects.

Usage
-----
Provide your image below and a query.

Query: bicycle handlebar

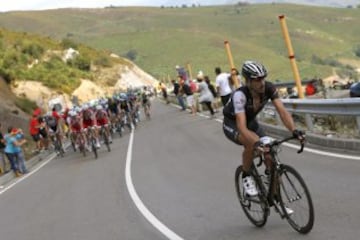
[274,135,305,154]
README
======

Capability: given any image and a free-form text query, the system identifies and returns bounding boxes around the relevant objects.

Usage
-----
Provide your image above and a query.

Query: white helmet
[96,105,103,111]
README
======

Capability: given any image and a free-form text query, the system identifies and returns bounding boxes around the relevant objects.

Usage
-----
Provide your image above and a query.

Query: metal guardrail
[263,98,360,134]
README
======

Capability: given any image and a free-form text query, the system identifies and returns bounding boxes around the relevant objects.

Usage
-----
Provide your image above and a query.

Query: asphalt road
[1,100,360,240]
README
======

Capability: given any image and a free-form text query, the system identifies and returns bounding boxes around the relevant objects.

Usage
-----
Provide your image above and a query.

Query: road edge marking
[125,129,185,240]
[0,153,57,195]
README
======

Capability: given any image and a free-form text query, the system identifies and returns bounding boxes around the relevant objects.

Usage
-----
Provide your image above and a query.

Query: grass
[0,4,359,83]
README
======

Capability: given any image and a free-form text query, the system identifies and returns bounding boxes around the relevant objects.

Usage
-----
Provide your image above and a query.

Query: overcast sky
[0,0,357,12]
[0,0,206,12]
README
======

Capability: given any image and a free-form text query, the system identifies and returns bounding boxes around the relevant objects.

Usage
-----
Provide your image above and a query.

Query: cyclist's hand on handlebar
[293,129,306,142]
[254,141,270,154]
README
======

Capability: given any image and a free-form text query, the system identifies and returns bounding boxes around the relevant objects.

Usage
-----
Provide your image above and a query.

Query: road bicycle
[85,127,98,159]
[99,125,111,152]
[143,102,151,120]
[48,129,65,158]
[235,135,314,234]
[70,131,86,157]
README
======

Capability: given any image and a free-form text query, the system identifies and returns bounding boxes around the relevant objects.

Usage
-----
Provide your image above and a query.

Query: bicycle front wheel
[278,164,314,234]
[235,165,268,227]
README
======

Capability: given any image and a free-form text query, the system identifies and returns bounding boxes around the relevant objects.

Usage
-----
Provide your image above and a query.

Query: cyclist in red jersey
[82,104,101,149]
[95,105,112,143]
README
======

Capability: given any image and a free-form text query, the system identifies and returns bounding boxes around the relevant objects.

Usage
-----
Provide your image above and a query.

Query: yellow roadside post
[224,40,240,88]
[278,15,304,99]
[186,62,193,80]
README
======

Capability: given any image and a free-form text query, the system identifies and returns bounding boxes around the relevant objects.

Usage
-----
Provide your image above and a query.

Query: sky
[0,0,161,12]
[0,0,357,12]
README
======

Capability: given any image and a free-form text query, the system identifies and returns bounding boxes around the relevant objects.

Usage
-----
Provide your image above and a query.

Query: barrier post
[278,15,304,99]
[224,40,240,88]
[186,62,193,80]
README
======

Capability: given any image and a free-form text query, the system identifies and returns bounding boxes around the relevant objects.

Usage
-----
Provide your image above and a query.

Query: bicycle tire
[117,122,123,137]
[71,139,76,152]
[91,138,98,159]
[235,165,268,227]
[54,139,64,158]
[103,130,111,152]
[278,164,314,234]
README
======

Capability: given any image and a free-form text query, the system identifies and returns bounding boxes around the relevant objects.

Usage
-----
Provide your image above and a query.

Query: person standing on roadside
[159,82,170,104]
[0,123,9,174]
[182,80,196,115]
[29,112,42,152]
[204,75,219,113]
[13,128,28,174]
[4,127,24,177]
[215,67,232,106]
[172,78,186,111]
[196,72,215,118]
[229,68,242,90]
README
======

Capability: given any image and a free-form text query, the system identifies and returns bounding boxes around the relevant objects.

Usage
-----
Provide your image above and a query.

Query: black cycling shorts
[222,117,265,145]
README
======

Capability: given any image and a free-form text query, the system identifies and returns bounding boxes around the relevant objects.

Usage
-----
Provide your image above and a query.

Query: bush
[67,55,91,71]
[21,42,44,59]
[94,56,113,67]
[354,46,360,58]
[61,38,79,50]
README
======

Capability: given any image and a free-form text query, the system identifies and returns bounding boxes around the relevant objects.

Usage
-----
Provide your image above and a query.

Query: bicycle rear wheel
[235,165,268,227]
[103,131,111,152]
[278,164,314,234]
[91,137,98,159]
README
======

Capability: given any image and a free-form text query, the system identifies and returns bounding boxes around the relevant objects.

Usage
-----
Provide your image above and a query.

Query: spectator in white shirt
[215,67,232,106]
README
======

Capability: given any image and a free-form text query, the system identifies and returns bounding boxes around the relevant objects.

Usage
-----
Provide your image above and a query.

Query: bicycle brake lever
[297,142,305,154]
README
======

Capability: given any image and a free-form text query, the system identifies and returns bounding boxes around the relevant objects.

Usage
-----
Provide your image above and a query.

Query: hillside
[0,28,158,134]
[0,4,359,82]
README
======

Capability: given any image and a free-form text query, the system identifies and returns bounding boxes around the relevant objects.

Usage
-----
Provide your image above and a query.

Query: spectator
[182,80,196,115]
[197,71,215,118]
[29,111,42,152]
[229,68,242,90]
[37,114,49,150]
[175,65,188,82]
[13,128,28,174]
[305,80,317,96]
[0,123,9,174]
[215,67,232,106]
[4,127,23,177]
[159,82,170,104]
[204,75,219,113]
[172,78,186,111]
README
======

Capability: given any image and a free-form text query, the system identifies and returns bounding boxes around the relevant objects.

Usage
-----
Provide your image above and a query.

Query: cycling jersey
[108,101,118,114]
[82,109,96,128]
[222,81,279,144]
[223,81,279,124]
[70,115,82,132]
[96,109,109,126]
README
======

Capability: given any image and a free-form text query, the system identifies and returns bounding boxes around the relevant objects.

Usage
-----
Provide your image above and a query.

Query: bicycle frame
[251,136,305,218]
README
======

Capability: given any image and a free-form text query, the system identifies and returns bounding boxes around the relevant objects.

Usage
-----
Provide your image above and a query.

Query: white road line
[0,153,57,195]
[125,129,185,240]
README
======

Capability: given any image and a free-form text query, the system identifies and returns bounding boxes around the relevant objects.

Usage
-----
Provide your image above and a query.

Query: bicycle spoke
[279,165,314,234]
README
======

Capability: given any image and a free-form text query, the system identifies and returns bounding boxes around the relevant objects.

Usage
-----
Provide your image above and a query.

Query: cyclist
[95,105,112,143]
[119,95,133,130]
[141,86,151,119]
[68,110,86,150]
[222,60,305,198]
[82,104,101,149]
[47,108,64,152]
